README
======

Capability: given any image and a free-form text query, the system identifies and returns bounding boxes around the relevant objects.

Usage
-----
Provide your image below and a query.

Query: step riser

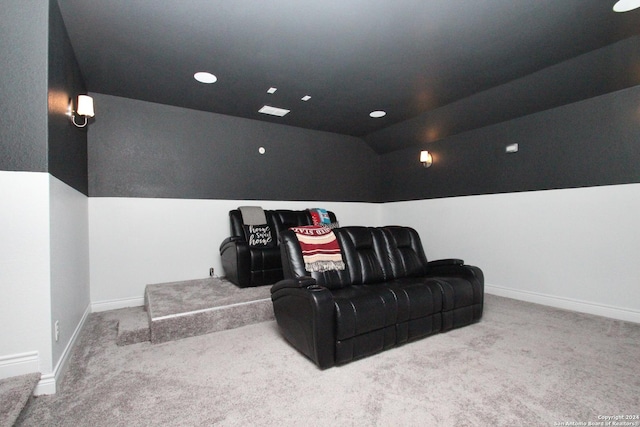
[150,299,274,343]
[117,325,150,346]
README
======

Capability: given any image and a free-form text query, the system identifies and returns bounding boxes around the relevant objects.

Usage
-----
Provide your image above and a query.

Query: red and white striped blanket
[290,226,345,272]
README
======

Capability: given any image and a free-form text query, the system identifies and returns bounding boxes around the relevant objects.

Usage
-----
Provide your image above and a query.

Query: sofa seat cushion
[385,278,443,320]
[249,246,282,271]
[330,278,444,340]
[332,285,401,341]
[431,276,475,311]
[383,278,444,343]
[430,275,483,330]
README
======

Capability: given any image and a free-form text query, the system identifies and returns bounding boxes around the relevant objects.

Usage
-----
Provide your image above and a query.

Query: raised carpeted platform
[142,277,274,344]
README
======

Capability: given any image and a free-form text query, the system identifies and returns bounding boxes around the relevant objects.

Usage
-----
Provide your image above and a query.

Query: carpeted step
[116,306,151,346]
[145,277,274,344]
[0,372,40,427]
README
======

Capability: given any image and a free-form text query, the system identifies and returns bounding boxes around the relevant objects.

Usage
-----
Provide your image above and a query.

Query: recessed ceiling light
[258,105,290,117]
[613,0,640,12]
[194,72,217,84]
[267,87,277,94]
[370,110,386,118]
[301,95,312,101]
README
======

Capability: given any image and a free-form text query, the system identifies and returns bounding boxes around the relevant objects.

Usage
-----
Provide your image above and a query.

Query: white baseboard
[0,351,39,380]
[34,304,92,396]
[91,296,144,312]
[0,305,92,395]
[35,373,56,395]
[485,284,640,324]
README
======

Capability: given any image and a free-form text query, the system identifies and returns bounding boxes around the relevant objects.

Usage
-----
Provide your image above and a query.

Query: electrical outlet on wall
[209,268,215,277]
[54,320,60,342]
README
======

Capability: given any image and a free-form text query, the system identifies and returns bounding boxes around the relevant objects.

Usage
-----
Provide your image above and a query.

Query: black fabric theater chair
[219,209,338,288]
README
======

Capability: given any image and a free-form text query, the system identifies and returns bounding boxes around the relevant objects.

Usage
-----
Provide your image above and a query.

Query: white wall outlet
[209,268,215,277]
[54,320,60,342]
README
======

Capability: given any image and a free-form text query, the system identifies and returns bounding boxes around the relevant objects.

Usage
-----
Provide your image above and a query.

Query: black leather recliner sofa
[271,225,484,368]
[220,209,337,287]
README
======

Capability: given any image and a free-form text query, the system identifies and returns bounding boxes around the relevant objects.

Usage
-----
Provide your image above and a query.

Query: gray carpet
[145,278,271,318]
[0,373,40,427]
[116,306,150,346]
[16,295,640,426]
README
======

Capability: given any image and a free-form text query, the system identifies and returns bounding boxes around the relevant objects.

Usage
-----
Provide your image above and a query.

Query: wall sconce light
[420,150,433,168]
[67,95,95,128]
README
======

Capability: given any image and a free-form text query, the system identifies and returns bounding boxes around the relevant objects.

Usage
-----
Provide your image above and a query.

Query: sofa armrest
[427,258,464,268]
[271,276,318,293]
[427,259,483,285]
[271,280,335,369]
[426,261,485,309]
[219,236,243,252]
[219,238,251,286]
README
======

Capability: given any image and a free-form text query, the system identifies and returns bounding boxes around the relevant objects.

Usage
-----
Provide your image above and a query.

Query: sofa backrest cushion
[271,210,314,244]
[229,209,337,245]
[243,224,276,247]
[334,227,386,285]
[230,210,277,239]
[279,225,429,288]
[376,226,429,280]
[279,229,351,290]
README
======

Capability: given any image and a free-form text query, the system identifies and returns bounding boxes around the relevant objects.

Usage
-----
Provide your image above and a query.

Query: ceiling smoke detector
[258,105,290,117]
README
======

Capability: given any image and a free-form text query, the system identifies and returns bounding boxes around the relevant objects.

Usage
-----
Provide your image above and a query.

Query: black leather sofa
[220,209,338,287]
[271,225,484,368]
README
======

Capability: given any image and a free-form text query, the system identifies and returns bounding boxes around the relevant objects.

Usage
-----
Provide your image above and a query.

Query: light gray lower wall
[89,198,382,310]
[0,172,91,394]
[0,171,52,380]
[88,183,640,324]
[382,183,640,322]
[49,176,90,371]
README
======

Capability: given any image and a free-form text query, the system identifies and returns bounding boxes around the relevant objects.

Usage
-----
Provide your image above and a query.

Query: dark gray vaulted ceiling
[57,0,640,153]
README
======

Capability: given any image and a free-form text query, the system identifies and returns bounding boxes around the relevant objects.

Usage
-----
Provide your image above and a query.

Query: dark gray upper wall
[89,94,380,202]
[0,0,89,195]
[90,86,639,203]
[0,0,49,172]
[379,85,640,202]
[48,0,88,194]
[365,37,640,155]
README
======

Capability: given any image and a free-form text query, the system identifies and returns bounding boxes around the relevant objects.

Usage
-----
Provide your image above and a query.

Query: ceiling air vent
[258,105,290,117]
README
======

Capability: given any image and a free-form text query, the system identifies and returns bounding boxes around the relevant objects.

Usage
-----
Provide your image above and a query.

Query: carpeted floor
[0,373,40,427]
[16,295,640,426]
